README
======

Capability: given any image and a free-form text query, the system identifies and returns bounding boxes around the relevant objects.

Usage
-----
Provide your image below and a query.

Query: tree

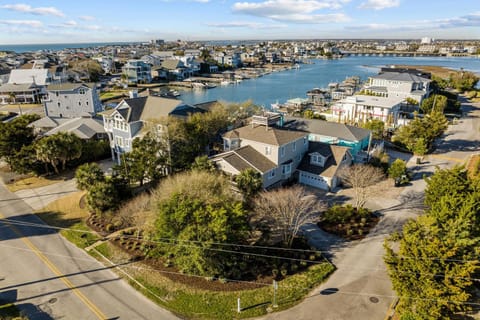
[0,114,39,167]
[253,186,325,248]
[86,180,119,214]
[75,163,105,191]
[150,171,250,277]
[235,168,263,200]
[34,132,82,174]
[361,119,384,139]
[384,167,480,319]
[191,155,216,172]
[421,94,448,114]
[387,159,407,186]
[339,164,385,208]
[117,133,166,186]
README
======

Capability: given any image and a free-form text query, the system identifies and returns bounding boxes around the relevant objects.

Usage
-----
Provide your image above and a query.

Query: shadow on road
[0,213,80,241]
[0,289,54,320]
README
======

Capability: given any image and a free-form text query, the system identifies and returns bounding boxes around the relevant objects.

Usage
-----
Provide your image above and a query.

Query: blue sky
[0,0,479,44]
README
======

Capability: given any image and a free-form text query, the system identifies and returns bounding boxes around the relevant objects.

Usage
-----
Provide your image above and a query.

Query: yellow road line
[0,213,106,319]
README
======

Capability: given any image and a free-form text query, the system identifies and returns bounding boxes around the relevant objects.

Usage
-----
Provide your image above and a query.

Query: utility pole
[273,280,278,308]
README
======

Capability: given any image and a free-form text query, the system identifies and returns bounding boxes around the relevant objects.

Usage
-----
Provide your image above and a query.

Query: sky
[0,0,479,44]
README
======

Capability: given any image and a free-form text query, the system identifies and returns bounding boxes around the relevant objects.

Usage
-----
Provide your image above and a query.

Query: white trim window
[265,146,272,155]
[282,163,292,175]
[280,146,285,157]
[267,169,276,179]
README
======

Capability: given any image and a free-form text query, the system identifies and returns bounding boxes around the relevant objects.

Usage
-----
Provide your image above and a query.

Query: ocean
[0,42,138,53]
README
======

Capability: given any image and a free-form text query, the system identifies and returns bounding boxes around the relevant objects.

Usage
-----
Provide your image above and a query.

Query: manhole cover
[369,297,379,303]
[48,298,57,304]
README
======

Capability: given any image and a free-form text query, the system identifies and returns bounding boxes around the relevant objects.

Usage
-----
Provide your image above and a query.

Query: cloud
[347,12,480,32]
[358,0,400,10]
[1,4,65,17]
[232,0,350,23]
[79,15,95,21]
[438,13,480,28]
[0,19,43,28]
[206,21,288,29]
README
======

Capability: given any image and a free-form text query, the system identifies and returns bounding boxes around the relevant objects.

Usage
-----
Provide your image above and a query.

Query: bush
[323,204,356,224]
[86,180,119,214]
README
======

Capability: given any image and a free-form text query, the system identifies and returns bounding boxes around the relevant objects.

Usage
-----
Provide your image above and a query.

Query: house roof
[161,59,183,70]
[211,145,277,174]
[0,82,38,92]
[343,95,405,108]
[297,142,351,178]
[47,83,95,91]
[44,117,105,139]
[106,96,201,123]
[283,117,370,142]
[223,124,307,146]
[370,72,431,83]
[8,69,49,85]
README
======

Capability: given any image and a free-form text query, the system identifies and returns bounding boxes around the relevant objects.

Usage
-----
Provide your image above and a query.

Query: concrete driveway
[261,98,480,320]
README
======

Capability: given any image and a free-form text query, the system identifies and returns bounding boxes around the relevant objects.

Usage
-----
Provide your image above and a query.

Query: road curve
[0,181,179,320]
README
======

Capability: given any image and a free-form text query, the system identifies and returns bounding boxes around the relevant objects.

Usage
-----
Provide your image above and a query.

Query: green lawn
[94,242,334,319]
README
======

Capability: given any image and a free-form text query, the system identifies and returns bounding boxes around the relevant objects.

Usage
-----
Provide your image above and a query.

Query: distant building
[122,60,152,84]
[331,95,405,126]
[43,83,102,118]
[421,37,434,44]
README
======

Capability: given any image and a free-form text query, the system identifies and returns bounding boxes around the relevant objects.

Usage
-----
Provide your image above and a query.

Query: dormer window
[265,146,272,155]
[310,153,325,167]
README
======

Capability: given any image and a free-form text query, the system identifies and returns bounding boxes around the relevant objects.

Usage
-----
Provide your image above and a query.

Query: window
[57,102,60,108]
[265,146,272,155]
[282,163,292,175]
[268,169,275,179]
[304,137,307,145]
[79,102,81,106]
[280,146,285,157]
[79,88,86,94]
[311,154,324,166]
[55,92,59,97]
[292,142,296,151]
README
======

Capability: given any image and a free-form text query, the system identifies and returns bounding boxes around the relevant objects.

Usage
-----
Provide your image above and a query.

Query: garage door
[299,172,329,190]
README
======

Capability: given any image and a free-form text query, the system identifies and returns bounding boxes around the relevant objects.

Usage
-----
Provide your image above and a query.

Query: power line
[1,236,480,311]
[3,217,480,265]
[3,218,480,284]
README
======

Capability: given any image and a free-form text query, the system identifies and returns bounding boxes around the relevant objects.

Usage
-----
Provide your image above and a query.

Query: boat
[203,82,217,89]
[192,82,206,89]
[220,80,232,86]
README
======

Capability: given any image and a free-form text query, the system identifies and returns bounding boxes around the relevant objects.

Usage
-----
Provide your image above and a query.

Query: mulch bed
[318,214,380,241]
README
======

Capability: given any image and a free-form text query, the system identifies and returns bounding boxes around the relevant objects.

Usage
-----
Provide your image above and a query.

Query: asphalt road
[261,99,480,320]
[0,182,179,320]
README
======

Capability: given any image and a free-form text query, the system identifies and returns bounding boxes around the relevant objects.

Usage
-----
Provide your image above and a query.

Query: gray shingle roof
[212,145,277,174]
[370,72,431,83]
[223,124,307,146]
[283,117,370,142]
[297,142,350,178]
[44,117,105,139]
[47,83,95,91]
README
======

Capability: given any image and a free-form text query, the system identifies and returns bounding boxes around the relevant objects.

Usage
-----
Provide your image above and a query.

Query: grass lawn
[93,242,335,319]
[35,191,100,249]
[100,91,128,101]
[34,190,335,319]
[5,175,62,192]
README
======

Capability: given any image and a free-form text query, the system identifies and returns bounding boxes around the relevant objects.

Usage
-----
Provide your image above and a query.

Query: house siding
[45,86,101,118]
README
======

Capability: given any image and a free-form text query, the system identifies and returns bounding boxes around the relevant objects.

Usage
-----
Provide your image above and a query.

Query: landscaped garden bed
[317,204,380,240]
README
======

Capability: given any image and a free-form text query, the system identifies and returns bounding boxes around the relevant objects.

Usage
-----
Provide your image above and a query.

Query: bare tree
[339,164,385,208]
[253,185,326,248]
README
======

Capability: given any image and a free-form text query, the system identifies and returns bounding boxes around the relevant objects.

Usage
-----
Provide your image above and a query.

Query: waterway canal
[179,56,480,107]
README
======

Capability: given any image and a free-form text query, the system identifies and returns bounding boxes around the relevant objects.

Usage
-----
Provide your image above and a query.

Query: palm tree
[8,92,22,115]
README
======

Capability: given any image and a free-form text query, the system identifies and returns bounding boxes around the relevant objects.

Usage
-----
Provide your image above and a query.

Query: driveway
[261,98,480,320]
